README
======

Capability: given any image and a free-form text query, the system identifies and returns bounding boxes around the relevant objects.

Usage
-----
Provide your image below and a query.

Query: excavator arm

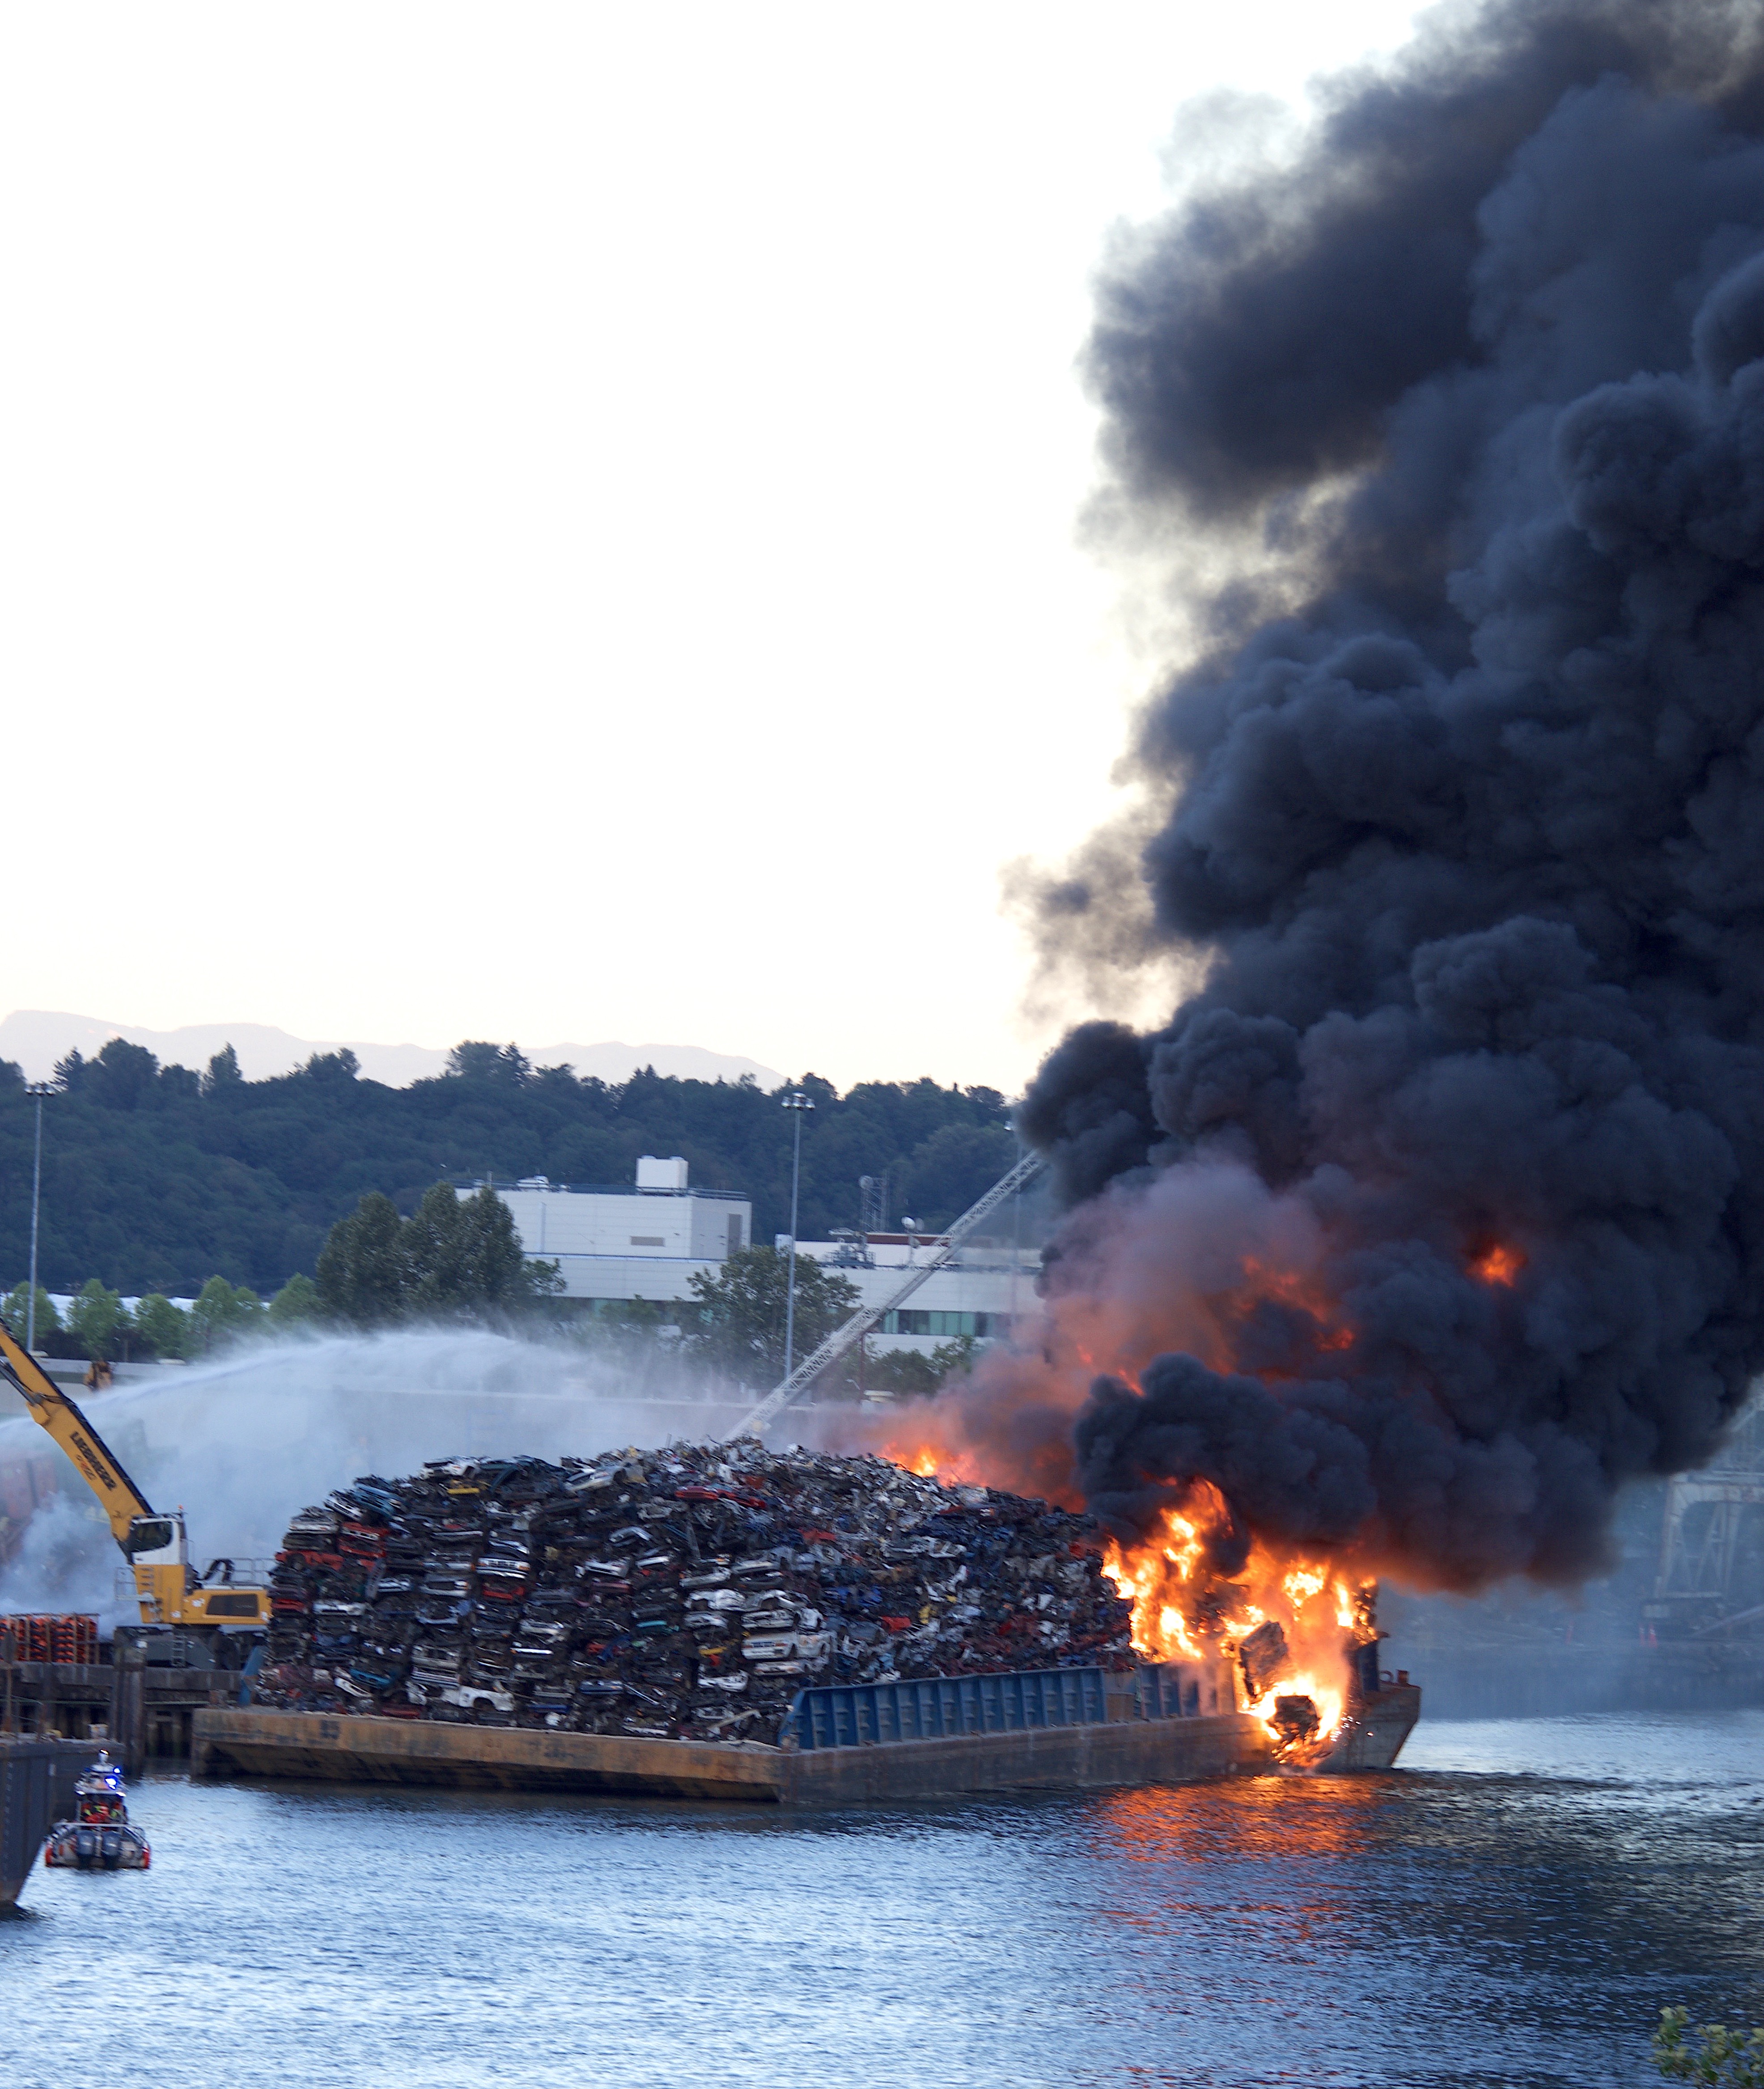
[0,1316,270,1635]
[0,1314,154,1550]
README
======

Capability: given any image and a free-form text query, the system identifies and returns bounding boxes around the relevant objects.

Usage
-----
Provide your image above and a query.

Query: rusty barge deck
[192,1682,1421,1803]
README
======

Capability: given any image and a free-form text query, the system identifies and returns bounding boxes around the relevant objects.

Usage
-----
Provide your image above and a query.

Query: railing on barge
[786,1657,1237,1751]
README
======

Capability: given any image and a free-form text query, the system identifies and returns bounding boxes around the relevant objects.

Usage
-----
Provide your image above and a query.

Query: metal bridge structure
[1650,1394,1764,1637]
[723,1149,1048,1440]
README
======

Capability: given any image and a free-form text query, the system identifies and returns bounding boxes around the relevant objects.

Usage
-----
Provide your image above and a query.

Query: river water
[5,1712,1761,2089]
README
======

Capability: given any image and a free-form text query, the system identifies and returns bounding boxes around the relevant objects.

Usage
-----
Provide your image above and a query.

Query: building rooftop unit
[500,1172,746,1203]
[815,1230,1041,1276]
[474,1159,750,1307]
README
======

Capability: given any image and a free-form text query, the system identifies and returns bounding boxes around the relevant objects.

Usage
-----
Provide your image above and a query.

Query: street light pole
[24,1083,53,1353]
[780,1090,815,1383]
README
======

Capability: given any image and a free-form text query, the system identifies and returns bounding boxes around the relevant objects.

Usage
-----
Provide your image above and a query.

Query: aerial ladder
[0,1317,269,1651]
[723,1148,1047,1440]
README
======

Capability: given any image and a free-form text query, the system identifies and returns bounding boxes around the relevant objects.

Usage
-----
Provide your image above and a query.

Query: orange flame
[1234,1255,1355,1357]
[1242,1670,1347,1749]
[1101,1499,1212,1660]
[886,1437,989,1489]
[1471,1242,1524,1286]
[847,1211,1395,1768]
[1099,1499,1375,1760]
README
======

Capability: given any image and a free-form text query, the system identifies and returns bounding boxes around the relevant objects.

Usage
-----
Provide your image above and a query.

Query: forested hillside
[0,1038,1019,1295]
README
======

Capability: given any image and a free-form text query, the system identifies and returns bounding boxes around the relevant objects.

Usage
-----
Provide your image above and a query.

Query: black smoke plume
[1018,0,1764,1590]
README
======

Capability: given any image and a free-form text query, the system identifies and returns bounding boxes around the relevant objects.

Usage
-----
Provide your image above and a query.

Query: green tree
[67,1278,127,1360]
[899,1121,1017,1228]
[579,1297,683,1344]
[927,1333,980,1382]
[404,1182,474,1308]
[400,1182,560,1313]
[190,1276,265,1352]
[316,1192,409,1324]
[301,1047,360,1083]
[566,1297,688,1389]
[446,1041,532,1083]
[863,1345,940,1397]
[267,1273,321,1329]
[0,1044,1022,1296]
[2,1283,61,1344]
[443,1185,560,1308]
[133,1293,191,1360]
[687,1244,859,1385]
[315,1184,559,1326]
[87,1039,161,1111]
[202,1043,242,1096]
[1655,2007,1764,2085]
[862,1336,978,1398]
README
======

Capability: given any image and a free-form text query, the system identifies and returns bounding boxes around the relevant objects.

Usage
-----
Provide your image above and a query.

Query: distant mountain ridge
[0,1011,785,1092]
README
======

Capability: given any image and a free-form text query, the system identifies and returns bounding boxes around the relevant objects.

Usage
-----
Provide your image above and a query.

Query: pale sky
[4,2,1423,1095]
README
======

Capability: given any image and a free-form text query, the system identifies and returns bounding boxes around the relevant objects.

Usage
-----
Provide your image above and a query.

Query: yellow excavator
[0,1316,269,1650]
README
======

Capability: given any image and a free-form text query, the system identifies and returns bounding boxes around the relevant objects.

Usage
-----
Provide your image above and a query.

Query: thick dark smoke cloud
[1021,0,1764,1590]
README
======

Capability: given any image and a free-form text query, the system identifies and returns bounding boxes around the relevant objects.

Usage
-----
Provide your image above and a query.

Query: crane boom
[0,1315,154,1546]
[722,1148,1047,1440]
[0,1315,269,1632]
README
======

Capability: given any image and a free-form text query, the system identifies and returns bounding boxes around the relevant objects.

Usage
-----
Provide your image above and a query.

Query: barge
[1,1735,100,1905]
[193,1662,1421,1803]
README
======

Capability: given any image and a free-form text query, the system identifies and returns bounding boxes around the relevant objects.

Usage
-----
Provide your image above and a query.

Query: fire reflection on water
[1084,1775,1391,1869]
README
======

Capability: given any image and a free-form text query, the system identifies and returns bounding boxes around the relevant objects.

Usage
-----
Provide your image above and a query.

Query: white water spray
[0,1328,755,1627]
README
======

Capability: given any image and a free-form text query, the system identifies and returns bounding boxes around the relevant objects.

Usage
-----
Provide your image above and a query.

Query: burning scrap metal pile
[256,1437,1390,1757]
[859,1,1764,1647]
[254,1444,1141,1744]
[265,19,1764,1738]
[1096,1478,1382,1751]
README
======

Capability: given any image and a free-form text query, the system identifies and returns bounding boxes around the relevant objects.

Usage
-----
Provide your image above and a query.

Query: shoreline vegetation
[0,1038,1017,1296]
[6,1202,983,1402]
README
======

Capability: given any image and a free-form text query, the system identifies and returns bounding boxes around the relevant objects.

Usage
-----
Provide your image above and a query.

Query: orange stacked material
[1,1615,99,1665]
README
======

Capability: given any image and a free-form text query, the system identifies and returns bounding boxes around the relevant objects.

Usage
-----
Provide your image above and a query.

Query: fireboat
[43,1752,151,1872]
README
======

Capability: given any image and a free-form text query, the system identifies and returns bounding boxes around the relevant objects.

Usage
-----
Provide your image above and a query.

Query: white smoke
[0,1328,757,1626]
[0,1494,138,1634]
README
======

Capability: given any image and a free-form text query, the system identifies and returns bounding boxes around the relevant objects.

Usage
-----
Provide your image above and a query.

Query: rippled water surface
[7,1713,1763,2088]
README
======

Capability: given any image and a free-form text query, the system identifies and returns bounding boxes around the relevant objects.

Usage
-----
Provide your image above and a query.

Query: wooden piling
[109,1641,146,1776]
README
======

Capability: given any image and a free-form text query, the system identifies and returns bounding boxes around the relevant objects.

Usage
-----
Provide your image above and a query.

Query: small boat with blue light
[43,1752,151,1871]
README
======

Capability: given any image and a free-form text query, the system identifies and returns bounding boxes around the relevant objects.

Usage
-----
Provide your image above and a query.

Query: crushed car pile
[255,1441,1136,1744]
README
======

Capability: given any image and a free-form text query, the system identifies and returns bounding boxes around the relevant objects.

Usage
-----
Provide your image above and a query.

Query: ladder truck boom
[723,1148,1047,1440]
[0,1316,269,1634]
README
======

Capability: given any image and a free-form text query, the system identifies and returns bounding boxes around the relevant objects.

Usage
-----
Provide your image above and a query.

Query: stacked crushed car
[256,1442,1136,1744]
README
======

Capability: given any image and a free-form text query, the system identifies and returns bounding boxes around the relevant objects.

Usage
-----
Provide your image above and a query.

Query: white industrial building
[792,1233,1039,1356]
[477,1161,1040,1355]
[472,1157,750,1308]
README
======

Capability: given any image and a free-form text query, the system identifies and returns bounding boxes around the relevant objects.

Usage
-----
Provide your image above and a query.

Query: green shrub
[1655,2007,1764,2085]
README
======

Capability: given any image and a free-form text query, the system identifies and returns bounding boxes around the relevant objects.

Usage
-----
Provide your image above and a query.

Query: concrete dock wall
[3,1657,246,1768]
